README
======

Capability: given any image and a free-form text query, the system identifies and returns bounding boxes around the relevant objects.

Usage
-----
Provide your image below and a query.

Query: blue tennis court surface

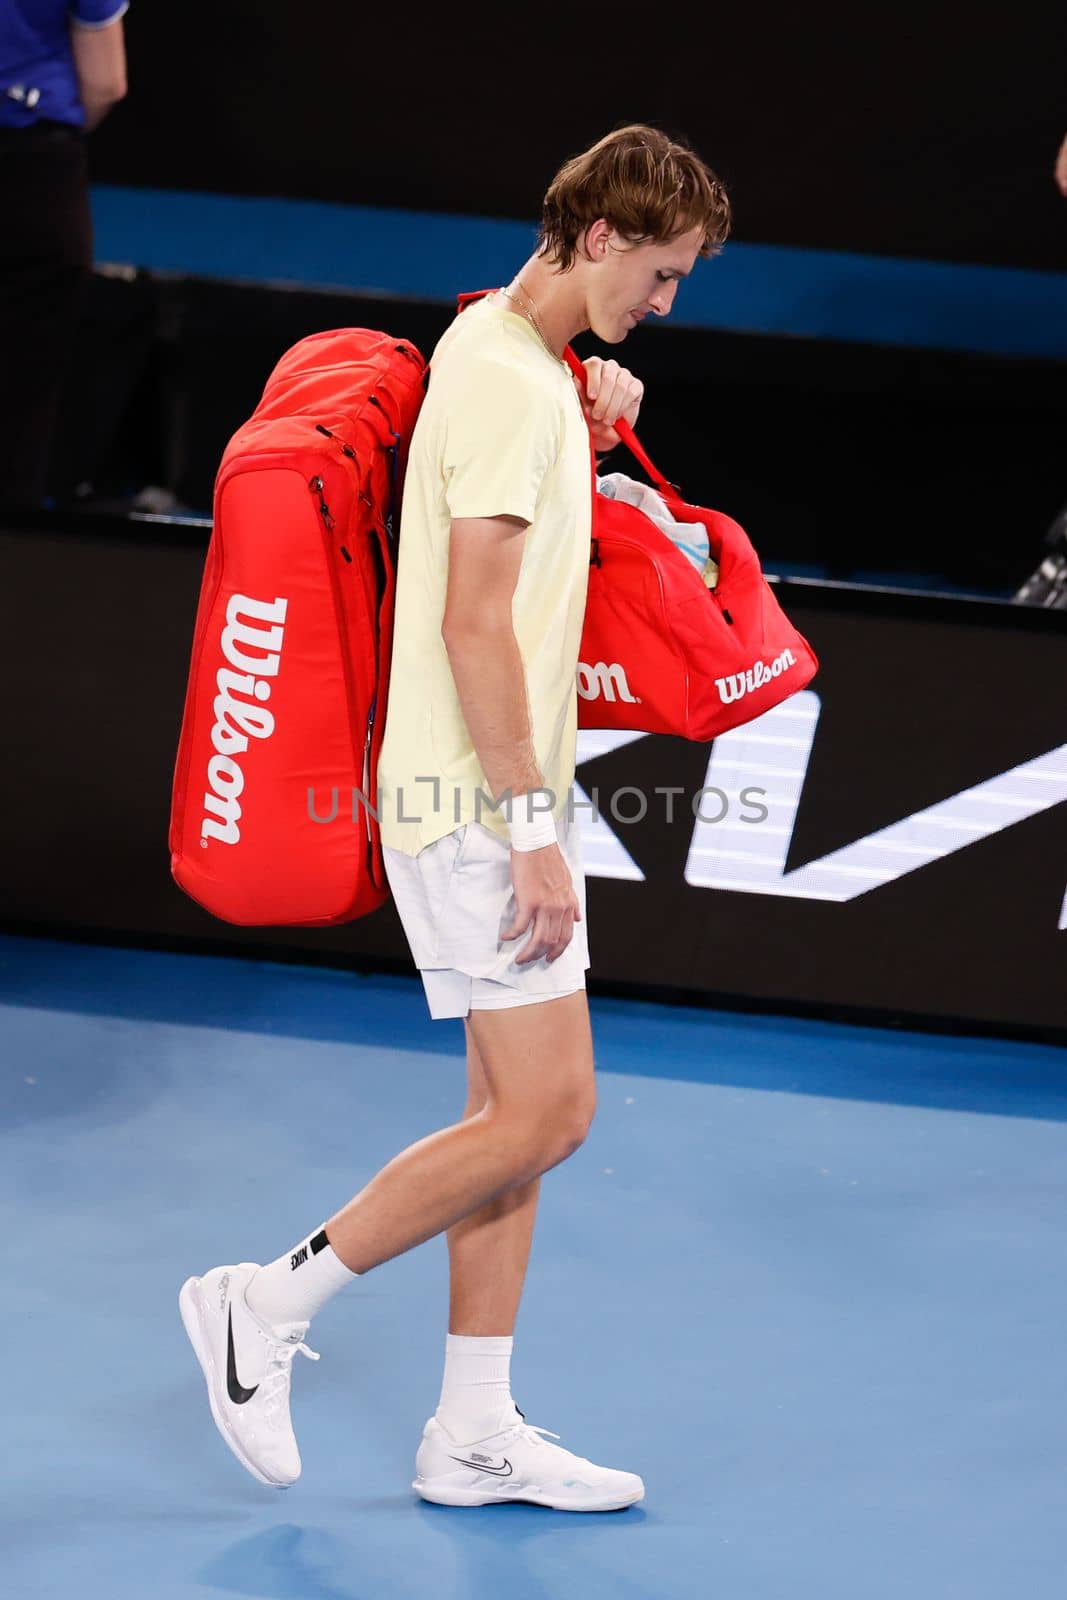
[3,932,1065,1600]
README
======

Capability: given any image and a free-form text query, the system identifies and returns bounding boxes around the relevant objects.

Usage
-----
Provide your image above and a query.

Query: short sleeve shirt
[377,296,593,855]
[0,1,129,129]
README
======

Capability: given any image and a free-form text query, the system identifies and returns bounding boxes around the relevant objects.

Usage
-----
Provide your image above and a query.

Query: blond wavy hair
[538,124,731,272]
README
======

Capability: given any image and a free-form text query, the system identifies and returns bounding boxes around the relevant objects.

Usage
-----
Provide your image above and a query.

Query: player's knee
[533,1082,597,1170]
[569,1081,598,1149]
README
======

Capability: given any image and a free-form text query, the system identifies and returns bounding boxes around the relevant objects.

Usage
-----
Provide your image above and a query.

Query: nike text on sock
[436,1333,521,1442]
[244,1228,359,1328]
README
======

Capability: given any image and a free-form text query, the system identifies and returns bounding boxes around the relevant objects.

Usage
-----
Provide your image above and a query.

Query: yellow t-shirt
[377,296,592,856]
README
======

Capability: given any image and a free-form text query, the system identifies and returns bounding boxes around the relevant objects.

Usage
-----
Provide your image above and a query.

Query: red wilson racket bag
[168,329,426,926]
[564,348,819,739]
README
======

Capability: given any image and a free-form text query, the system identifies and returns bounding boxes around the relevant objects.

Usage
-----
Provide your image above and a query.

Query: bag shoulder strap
[561,347,678,496]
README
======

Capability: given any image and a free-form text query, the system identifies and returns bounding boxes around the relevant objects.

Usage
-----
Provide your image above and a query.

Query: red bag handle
[560,347,679,497]
[456,289,679,497]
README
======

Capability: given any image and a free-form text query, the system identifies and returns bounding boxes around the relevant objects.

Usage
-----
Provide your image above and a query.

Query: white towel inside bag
[596,472,720,590]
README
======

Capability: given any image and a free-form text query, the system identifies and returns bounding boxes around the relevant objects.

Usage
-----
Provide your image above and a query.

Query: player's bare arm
[442,514,581,966]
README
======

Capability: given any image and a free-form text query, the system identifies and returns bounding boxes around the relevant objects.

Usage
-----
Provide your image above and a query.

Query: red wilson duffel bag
[564,348,819,740]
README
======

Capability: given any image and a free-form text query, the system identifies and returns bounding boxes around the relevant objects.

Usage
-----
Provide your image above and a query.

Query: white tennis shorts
[382,809,590,1020]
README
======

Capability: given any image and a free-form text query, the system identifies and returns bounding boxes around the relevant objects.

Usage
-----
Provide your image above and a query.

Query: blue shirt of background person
[0,1,129,129]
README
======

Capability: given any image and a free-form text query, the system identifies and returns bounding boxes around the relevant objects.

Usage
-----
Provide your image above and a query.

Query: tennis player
[180,123,730,1512]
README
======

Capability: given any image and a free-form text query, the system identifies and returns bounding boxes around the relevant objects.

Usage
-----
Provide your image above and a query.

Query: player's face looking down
[580,220,705,344]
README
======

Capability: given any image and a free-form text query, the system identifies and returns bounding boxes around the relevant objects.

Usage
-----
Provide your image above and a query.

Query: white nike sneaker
[413,1409,645,1512]
[178,1262,319,1488]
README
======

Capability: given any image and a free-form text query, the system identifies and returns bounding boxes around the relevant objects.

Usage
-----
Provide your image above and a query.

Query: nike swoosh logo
[226,1307,258,1404]
[448,1454,513,1477]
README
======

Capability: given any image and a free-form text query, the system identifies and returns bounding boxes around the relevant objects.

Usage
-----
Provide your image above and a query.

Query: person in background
[1010,130,1067,605]
[0,1,129,509]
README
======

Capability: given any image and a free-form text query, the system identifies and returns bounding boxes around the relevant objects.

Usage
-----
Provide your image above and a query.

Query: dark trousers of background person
[0,122,93,509]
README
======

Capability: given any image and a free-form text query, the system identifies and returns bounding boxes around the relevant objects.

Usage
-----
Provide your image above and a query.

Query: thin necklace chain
[498,280,568,370]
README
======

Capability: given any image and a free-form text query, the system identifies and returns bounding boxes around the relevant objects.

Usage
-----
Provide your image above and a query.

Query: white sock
[244,1227,358,1328]
[435,1333,521,1443]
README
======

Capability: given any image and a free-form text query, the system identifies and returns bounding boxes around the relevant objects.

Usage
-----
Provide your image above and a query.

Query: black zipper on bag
[367,394,402,558]
[711,584,734,625]
[310,454,380,847]
[360,694,376,845]
[308,475,335,531]
[366,393,395,428]
[315,423,357,462]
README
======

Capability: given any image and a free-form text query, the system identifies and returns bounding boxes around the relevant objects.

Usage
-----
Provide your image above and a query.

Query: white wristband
[506,789,558,851]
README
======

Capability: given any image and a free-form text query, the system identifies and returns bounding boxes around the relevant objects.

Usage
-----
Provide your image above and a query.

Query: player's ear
[583,218,612,261]
[588,217,614,257]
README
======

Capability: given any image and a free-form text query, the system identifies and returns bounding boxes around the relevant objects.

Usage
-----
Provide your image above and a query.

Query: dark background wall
[91,2,1067,270]
[55,1,1067,597]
